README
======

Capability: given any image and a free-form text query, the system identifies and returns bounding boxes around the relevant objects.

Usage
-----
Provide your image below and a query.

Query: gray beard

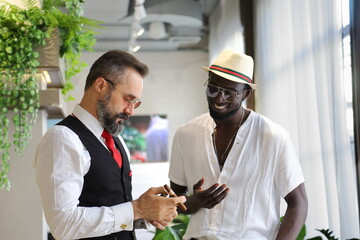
[96,93,128,136]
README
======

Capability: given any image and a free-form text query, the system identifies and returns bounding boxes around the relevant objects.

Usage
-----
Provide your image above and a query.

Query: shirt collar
[73,104,104,139]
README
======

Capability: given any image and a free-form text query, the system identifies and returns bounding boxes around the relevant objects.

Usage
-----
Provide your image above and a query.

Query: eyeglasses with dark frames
[103,78,142,109]
[204,80,241,102]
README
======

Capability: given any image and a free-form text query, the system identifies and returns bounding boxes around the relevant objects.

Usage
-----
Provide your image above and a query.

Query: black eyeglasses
[204,81,241,102]
[103,78,142,109]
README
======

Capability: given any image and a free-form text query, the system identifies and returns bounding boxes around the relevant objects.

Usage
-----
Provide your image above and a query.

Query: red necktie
[101,129,122,168]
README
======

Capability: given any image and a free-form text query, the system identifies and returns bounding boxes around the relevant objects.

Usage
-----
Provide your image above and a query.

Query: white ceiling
[83,0,219,52]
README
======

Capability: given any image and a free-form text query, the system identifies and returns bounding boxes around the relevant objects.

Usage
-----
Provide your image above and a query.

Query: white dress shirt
[34,104,134,240]
[169,111,305,240]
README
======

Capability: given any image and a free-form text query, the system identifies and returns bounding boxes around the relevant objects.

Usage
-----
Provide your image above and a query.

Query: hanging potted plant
[0,0,101,190]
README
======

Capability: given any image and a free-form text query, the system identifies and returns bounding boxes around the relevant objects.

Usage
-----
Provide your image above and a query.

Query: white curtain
[254,0,359,238]
[208,0,245,63]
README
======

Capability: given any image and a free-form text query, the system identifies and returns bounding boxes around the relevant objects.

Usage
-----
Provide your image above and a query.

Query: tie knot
[101,129,112,140]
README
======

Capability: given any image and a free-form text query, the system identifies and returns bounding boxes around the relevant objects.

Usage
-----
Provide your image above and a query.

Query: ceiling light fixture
[134,4,146,21]
[149,21,167,40]
[132,45,141,53]
[128,38,141,53]
[128,0,147,53]
[131,22,145,37]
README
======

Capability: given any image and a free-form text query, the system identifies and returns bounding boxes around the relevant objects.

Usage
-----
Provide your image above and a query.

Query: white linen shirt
[34,104,134,240]
[169,111,305,240]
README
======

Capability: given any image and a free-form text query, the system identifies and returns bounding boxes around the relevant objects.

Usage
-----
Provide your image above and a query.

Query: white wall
[0,111,48,240]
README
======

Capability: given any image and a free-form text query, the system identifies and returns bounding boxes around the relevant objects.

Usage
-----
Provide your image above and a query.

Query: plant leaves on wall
[0,0,101,190]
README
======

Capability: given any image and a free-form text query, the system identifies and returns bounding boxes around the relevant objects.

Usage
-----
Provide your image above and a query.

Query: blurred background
[0,0,359,239]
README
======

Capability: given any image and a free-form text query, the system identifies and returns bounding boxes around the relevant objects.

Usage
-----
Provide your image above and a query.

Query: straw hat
[202,49,256,88]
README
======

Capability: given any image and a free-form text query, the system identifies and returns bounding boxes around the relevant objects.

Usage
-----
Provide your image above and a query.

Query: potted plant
[0,0,101,190]
[307,229,359,240]
[152,214,189,240]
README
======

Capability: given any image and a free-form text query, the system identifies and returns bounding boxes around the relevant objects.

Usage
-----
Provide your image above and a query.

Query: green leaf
[0,0,102,190]
[5,46,12,54]
[297,224,306,240]
[316,229,339,240]
[153,227,177,240]
[1,108,7,114]
[20,103,28,109]
[3,118,9,126]
[167,227,181,240]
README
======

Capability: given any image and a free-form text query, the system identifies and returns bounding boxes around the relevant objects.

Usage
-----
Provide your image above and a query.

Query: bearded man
[35,50,185,240]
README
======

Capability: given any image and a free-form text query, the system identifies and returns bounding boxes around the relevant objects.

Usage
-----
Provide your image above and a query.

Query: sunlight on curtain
[208,0,244,63]
[255,0,359,238]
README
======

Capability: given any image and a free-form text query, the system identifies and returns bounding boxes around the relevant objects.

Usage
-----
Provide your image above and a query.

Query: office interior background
[0,0,359,239]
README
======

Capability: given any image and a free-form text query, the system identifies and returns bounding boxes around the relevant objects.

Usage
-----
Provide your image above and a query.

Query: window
[340,0,355,157]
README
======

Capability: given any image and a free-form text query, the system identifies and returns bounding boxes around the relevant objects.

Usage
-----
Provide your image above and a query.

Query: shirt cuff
[134,219,152,229]
[111,202,134,231]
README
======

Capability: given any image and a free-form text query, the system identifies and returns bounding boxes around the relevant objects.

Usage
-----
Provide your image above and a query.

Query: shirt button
[120,224,127,229]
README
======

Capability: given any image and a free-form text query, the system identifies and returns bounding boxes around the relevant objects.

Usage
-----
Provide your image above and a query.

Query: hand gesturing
[186,177,230,214]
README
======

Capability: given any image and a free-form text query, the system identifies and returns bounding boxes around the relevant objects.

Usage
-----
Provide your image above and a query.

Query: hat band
[210,65,252,83]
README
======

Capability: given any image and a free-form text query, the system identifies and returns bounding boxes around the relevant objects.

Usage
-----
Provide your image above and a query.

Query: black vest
[57,115,135,240]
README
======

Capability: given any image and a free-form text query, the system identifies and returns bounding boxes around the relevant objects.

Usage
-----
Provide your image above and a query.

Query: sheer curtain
[208,0,245,63]
[254,0,359,238]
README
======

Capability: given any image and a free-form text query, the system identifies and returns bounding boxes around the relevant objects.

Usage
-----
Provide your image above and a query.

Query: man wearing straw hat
[169,49,308,239]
